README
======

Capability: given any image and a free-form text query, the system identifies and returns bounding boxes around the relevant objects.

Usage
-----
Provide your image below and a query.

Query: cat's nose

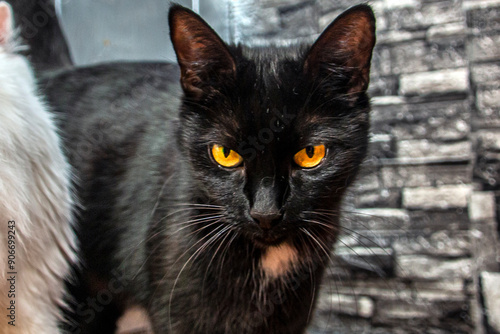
[250,210,282,230]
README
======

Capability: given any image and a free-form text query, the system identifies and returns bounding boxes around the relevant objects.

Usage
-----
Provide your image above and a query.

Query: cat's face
[169,4,375,269]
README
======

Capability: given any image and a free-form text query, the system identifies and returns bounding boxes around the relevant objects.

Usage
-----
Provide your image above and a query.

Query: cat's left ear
[169,5,236,98]
[304,4,376,96]
[0,1,14,46]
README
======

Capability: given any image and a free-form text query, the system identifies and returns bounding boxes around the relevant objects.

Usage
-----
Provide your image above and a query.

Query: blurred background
[9,0,500,333]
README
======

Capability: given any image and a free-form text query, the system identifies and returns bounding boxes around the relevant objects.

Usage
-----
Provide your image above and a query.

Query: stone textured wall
[231,1,500,333]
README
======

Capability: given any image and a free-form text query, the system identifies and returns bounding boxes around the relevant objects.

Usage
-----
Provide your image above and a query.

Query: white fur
[0,2,77,333]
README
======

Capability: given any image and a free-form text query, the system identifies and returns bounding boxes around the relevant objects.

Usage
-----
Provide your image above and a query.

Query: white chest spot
[260,243,299,278]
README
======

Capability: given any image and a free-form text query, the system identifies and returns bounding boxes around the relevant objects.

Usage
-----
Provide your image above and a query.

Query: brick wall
[231,1,500,333]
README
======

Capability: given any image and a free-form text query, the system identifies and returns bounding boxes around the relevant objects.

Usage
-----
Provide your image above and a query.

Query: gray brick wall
[231,1,500,333]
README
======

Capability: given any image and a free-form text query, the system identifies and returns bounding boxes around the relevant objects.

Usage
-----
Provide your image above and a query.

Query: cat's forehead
[239,45,305,85]
[233,46,309,117]
[241,46,303,67]
[207,45,322,145]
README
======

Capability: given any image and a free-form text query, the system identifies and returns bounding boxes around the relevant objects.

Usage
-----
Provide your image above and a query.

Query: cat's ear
[169,5,236,98]
[0,1,14,46]
[303,4,376,96]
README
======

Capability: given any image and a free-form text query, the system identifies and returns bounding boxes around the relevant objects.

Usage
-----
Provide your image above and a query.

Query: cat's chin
[252,235,288,249]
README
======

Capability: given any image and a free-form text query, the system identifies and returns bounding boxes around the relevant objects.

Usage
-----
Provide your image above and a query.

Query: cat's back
[41,61,182,121]
[41,62,183,178]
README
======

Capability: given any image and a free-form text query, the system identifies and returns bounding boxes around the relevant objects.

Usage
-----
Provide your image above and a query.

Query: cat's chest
[260,243,299,279]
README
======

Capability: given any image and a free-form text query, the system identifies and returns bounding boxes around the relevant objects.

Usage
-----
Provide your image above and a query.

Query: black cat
[43,4,376,334]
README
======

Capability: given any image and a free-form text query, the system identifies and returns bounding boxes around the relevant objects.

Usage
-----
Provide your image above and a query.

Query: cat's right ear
[169,5,236,98]
[0,1,14,46]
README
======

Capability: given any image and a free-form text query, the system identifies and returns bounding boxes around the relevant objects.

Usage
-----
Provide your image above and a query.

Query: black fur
[43,4,376,334]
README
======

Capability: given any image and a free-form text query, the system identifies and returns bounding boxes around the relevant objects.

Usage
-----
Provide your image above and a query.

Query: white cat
[0,2,77,333]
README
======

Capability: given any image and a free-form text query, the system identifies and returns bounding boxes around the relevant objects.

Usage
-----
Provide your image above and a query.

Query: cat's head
[169,4,375,274]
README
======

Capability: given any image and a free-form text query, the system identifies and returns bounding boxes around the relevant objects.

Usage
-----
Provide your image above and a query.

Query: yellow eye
[211,144,243,168]
[294,144,326,168]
